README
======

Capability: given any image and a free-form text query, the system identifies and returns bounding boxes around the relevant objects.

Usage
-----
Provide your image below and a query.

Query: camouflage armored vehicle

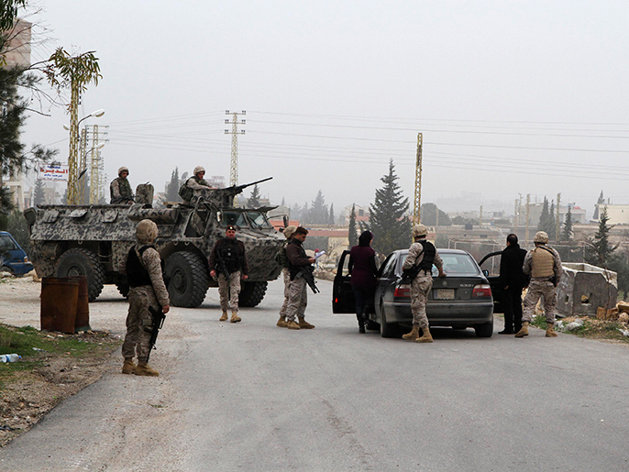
[23,179,284,308]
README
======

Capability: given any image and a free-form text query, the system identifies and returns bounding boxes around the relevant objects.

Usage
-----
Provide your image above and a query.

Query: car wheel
[475,320,494,338]
[1,265,13,275]
[55,248,105,302]
[164,251,210,307]
[379,302,395,338]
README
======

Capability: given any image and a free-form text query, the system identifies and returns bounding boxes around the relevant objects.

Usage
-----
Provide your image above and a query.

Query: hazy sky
[20,0,629,218]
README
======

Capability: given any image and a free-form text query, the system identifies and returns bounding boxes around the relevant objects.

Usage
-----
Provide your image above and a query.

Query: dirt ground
[0,277,124,447]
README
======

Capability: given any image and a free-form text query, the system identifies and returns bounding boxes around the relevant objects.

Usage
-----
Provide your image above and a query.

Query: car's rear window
[396,251,480,277]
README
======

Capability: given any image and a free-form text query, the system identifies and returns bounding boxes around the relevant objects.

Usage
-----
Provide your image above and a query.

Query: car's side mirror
[482,269,489,277]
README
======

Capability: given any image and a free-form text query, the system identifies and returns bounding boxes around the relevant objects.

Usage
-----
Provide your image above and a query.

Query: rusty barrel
[40,277,79,334]
[69,276,91,331]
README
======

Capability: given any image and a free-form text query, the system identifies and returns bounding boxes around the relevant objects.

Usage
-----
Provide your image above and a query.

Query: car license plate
[434,289,455,300]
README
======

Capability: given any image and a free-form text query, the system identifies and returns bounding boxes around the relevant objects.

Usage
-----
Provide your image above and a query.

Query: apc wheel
[116,282,129,298]
[379,302,395,338]
[55,248,105,302]
[165,251,209,307]
[239,281,268,307]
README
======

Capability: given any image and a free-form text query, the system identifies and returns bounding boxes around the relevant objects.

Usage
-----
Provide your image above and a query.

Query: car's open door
[332,250,355,313]
[478,251,503,313]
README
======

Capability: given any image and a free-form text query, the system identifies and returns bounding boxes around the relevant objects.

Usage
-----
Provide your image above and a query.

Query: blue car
[0,231,33,276]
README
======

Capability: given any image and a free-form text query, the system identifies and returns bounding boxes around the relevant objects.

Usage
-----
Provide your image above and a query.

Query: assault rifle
[298,265,320,294]
[146,306,166,362]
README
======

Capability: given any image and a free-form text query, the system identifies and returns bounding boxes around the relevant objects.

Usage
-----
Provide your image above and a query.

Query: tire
[55,248,105,302]
[116,282,129,298]
[379,301,395,338]
[1,265,13,275]
[475,319,494,338]
[164,251,210,307]
[239,281,268,307]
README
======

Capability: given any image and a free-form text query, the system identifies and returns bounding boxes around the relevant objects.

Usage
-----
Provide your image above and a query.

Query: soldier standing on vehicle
[122,219,170,376]
[285,226,316,330]
[110,167,134,204]
[499,233,528,334]
[209,225,249,323]
[516,231,563,338]
[179,166,212,205]
[276,225,297,328]
[401,224,445,343]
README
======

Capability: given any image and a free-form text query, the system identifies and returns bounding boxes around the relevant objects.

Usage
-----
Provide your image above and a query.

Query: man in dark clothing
[209,225,249,323]
[285,226,316,330]
[499,233,528,334]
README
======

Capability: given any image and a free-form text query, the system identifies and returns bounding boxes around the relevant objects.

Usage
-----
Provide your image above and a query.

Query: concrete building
[594,204,629,225]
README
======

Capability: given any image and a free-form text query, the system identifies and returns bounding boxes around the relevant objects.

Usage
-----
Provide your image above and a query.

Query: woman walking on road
[348,231,378,333]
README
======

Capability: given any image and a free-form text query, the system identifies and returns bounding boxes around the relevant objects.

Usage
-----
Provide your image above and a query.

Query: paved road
[2,279,629,471]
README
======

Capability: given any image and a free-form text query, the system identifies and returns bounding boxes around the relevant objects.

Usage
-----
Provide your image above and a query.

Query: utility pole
[87,125,109,204]
[67,79,80,204]
[225,110,246,187]
[556,192,561,242]
[525,194,531,243]
[413,133,423,225]
[479,204,483,226]
[514,199,519,227]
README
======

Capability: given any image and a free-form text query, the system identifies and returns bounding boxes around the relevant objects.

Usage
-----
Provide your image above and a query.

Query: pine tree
[328,203,335,225]
[537,197,549,231]
[165,167,180,202]
[586,207,617,267]
[367,160,411,255]
[548,201,556,240]
[247,184,261,208]
[561,206,573,241]
[348,204,357,247]
[33,178,45,206]
[309,190,328,224]
[420,203,451,226]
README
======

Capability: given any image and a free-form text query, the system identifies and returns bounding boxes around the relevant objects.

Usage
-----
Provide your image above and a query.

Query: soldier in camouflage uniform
[122,219,170,376]
[179,166,212,205]
[110,166,134,204]
[285,226,316,330]
[516,231,563,338]
[209,225,249,323]
[401,224,445,343]
[276,225,297,328]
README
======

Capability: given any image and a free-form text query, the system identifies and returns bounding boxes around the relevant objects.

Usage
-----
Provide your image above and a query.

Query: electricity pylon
[225,110,246,186]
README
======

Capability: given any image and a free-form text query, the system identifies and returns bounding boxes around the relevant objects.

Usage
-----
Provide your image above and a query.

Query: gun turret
[193,177,273,208]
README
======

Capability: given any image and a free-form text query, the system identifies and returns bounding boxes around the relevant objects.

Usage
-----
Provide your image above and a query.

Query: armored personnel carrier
[23,179,283,308]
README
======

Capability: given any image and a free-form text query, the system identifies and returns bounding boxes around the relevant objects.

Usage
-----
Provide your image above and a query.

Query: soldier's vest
[275,241,289,268]
[531,246,555,278]
[417,240,436,272]
[127,245,155,287]
[111,177,133,201]
[218,240,243,273]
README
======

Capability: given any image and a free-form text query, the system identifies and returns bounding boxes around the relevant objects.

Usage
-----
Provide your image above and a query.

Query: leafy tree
[348,203,357,247]
[328,203,335,225]
[32,178,44,206]
[366,160,411,255]
[420,203,451,226]
[247,184,260,208]
[0,1,26,32]
[561,206,573,241]
[586,207,617,267]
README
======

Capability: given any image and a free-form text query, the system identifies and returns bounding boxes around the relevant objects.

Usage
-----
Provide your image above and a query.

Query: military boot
[546,324,558,337]
[515,321,529,338]
[358,315,366,334]
[135,362,159,377]
[219,311,228,322]
[286,320,301,330]
[298,316,315,329]
[121,358,135,375]
[402,324,420,341]
[231,311,242,323]
[276,315,287,328]
[415,326,434,343]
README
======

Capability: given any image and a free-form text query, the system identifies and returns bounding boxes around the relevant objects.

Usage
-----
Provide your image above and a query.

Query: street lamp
[66,108,105,205]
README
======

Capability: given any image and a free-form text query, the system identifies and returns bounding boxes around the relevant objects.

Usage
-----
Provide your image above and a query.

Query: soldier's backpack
[275,241,289,267]
[178,180,193,202]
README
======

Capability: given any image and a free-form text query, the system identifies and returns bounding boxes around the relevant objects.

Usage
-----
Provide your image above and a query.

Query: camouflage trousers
[286,276,307,322]
[522,278,557,324]
[218,271,241,313]
[410,272,433,329]
[279,268,290,318]
[122,286,158,363]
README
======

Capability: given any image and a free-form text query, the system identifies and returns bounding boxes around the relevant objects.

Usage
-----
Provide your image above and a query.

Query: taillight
[394,285,411,298]
[24,256,29,262]
[472,284,492,298]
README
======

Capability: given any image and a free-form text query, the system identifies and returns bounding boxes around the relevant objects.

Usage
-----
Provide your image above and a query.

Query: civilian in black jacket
[499,233,528,334]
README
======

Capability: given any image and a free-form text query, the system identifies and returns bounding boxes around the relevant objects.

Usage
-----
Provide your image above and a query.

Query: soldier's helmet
[118,166,129,176]
[136,219,158,244]
[193,166,205,176]
[534,231,549,244]
[412,224,428,238]
[283,225,297,239]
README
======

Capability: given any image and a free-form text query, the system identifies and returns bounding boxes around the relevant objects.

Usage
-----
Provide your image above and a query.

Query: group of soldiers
[109,165,213,205]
